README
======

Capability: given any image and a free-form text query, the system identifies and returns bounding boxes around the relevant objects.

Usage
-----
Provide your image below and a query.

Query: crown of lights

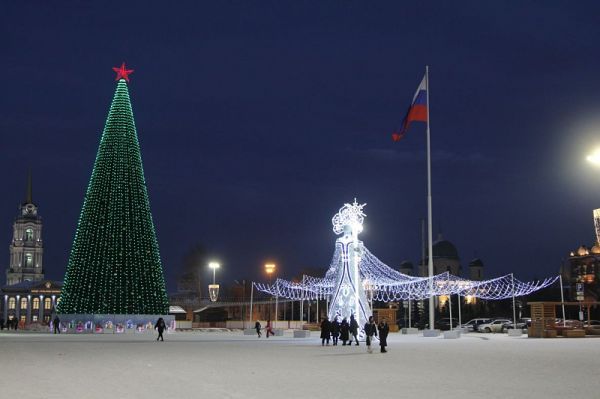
[332,199,367,235]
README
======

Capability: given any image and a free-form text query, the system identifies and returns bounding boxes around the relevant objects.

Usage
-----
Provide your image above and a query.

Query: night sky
[3,2,600,291]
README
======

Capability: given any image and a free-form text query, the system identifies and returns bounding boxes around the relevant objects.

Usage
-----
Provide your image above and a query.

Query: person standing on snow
[320,317,331,346]
[154,317,166,342]
[349,314,359,346]
[331,317,340,346]
[265,320,274,338]
[340,318,350,345]
[53,316,61,334]
[255,320,262,338]
[378,318,389,353]
[364,316,377,353]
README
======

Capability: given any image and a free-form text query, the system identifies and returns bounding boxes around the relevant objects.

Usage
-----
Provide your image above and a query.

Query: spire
[25,169,32,204]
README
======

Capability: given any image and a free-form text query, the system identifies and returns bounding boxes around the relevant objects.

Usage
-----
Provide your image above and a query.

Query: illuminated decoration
[57,67,169,315]
[255,200,559,315]
[594,209,600,245]
[208,285,219,302]
[112,62,134,82]
[208,262,220,302]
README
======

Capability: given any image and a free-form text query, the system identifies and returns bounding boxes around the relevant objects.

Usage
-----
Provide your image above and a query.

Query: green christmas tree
[57,64,169,315]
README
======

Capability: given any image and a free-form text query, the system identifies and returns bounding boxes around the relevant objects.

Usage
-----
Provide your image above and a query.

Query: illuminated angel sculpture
[328,199,371,328]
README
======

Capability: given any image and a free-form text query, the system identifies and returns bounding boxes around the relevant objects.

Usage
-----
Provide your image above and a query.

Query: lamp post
[265,263,276,325]
[208,262,220,302]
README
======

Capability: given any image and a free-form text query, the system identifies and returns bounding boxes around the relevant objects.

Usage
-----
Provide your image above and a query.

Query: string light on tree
[57,64,169,315]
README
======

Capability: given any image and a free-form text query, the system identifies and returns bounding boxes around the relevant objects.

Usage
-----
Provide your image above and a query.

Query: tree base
[55,314,174,334]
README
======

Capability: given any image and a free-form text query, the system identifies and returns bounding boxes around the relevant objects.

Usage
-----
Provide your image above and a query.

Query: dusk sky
[3,1,600,291]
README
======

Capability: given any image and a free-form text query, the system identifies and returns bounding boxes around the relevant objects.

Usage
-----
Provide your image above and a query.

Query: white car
[476,319,511,333]
[460,318,492,332]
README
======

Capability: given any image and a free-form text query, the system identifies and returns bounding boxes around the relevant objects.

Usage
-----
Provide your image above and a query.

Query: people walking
[154,317,166,341]
[255,320,262,338]
[266,319,274,338]
[364,316,377,354]
[53,316,61,334]
[340,318,350,345]
[331,317,340,346]
[320,317,331,346]
[378,318,389,353]
[349,314,359,346]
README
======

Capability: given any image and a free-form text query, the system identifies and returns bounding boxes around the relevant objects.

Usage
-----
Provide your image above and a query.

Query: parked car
[434,318,459,331]
[460,318,492,332]
[583,320,600,327]
[503,318,531,333]
[555,319,584,328]
[476,319,511,333]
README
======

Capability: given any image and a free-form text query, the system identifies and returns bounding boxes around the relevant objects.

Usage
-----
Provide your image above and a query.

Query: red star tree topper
[112,62,134,82]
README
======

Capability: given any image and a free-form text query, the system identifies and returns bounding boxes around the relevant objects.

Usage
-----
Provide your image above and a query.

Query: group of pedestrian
[254,320,274,338]
[321,314,389,353]
[0,318,19,330]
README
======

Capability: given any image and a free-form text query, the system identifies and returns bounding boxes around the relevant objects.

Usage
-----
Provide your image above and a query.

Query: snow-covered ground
[0,330,598,399]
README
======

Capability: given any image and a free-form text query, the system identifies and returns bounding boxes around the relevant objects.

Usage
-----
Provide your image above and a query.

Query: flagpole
[426,65,435,332]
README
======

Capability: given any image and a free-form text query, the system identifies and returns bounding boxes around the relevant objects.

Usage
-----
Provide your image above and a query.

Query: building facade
[564,209,600,302]
[2,280,62,325]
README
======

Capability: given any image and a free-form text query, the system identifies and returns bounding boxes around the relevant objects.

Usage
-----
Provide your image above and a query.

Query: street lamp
[208,262,220,302]
[265,263,277,324]
[587,149,600,165]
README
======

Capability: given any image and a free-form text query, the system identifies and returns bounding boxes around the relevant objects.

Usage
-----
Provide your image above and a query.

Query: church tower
[6,172,44,285]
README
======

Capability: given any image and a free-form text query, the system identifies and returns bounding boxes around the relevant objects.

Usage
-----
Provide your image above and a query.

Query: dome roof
[469,258,484,267]
[432,238,459,260]
[576,245,589,256]
[591,245,600,254]
[399,260,414,269]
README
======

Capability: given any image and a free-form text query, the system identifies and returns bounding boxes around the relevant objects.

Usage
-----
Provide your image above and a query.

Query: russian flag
[392,74,428,142]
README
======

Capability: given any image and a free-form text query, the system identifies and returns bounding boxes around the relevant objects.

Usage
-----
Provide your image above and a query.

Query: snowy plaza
[1,330,599,399]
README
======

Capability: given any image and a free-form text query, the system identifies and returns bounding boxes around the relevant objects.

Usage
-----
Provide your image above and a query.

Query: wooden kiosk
[528,301,598,338]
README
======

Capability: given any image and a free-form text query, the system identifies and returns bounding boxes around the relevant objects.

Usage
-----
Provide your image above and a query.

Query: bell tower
[6,172,44,285]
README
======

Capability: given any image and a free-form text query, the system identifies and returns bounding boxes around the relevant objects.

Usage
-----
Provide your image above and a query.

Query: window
[32,298,40,310]
[32,315,38,322]
[25,253,33,267]
[8,297,16,309]
[44,298,52,310]
[20,315,26,322]
[43,315,50,323]
[24,229,33,241]
[20,298,28,310]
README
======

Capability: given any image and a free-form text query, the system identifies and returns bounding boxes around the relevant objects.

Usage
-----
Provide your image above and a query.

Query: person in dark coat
[320,317,331,346]
[364,316,377,353]
[53,316,61,334]
[154,317,166,341]
[349,314,359,346]
[255,320,262,338]
[378,318,390,353]
[0,318,4,330]
[331,318,340,346]
[340,318,350,345]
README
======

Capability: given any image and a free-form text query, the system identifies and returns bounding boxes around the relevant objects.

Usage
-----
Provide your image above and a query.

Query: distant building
[1,174,62,326]
[6,173,44,285]
[405,234,485,310]
[564,209,600,302]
